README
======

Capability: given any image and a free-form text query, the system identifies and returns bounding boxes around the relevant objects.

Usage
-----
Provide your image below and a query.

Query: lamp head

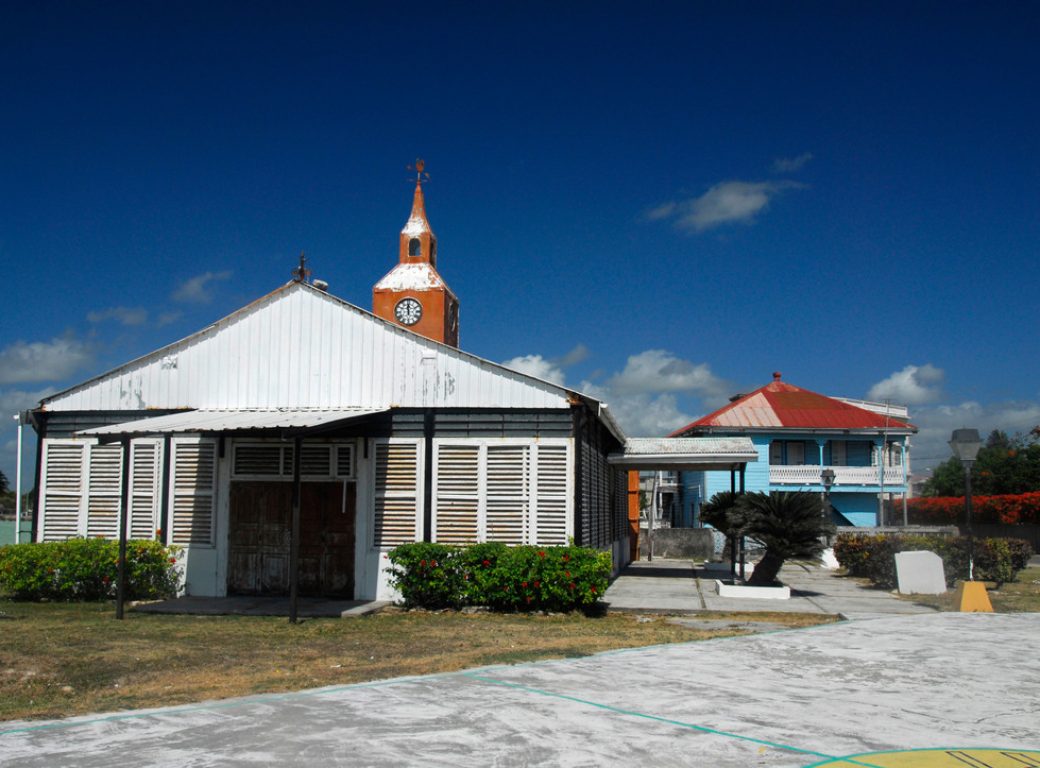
[949,428,982,464]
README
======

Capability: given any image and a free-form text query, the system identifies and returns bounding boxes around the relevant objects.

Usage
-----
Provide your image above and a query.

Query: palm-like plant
[740,492,835,586]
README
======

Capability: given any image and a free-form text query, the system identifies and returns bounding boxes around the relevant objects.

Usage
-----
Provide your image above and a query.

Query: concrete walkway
[2,613,1037,766]
[605,559,938,619]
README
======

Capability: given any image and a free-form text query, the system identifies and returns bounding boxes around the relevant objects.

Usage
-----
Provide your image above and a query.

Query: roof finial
[292,252,311,284]
[773,371,782,381]
[407,157,430,186]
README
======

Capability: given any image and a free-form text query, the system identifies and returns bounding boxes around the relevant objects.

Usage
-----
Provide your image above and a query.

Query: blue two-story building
[669,373,916,527]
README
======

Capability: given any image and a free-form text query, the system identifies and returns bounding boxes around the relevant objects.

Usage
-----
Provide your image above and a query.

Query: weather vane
[407,157,430,185]
[291,252,311,283]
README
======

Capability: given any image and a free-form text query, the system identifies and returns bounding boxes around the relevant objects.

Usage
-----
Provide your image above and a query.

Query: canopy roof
[608,437,758,471]
[78,408,390,437]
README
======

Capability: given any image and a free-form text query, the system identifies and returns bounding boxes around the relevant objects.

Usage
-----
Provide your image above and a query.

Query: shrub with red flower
[907,492,1040,526]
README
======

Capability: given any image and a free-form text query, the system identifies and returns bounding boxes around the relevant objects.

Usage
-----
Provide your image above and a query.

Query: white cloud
[577,350,730,437]
[86,306,148,326]
[501,344,591,387]
[156,311,182,327]
[557,344,589,367]
[172,270,233,304]
[0,387,55,414]
[909,400,1040,469]
[0,338,94,384]
[606,350,729,402]
[868,364,945,405]
[501,354,567,386]
[772,152,814,173]
[648,180,805,233]
[586,386,693,437]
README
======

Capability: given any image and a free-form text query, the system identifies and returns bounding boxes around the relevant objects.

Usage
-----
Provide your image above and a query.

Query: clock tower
[373,160,460,347]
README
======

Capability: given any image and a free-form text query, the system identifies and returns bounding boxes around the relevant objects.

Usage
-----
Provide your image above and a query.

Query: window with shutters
[532,443,569,546]
[40,441,87,540]
[170,438,217,547]
[129,439,163,540]
[432,439,572,547]
[432,443,480,544]
[372,439,423,548]
[40,438,162,542]
[86,444,123,538]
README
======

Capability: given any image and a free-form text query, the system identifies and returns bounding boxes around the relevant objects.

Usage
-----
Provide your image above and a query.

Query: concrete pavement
[604,559,939,619]
[2,612,1037,766]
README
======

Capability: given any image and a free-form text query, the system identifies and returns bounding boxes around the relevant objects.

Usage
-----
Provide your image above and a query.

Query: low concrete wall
[638,527,714,560]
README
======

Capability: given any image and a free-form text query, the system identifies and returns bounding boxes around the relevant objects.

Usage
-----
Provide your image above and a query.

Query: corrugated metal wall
[577,409,624,550]
[43,284,572,412]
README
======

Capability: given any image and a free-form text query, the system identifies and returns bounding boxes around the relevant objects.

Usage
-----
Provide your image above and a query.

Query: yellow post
[955,580,993,612]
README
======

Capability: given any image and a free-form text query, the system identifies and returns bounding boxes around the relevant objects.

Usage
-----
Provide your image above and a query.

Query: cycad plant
[739,491,835,586]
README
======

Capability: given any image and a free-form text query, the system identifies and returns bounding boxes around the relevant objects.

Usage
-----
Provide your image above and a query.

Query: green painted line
[462,672,887,768]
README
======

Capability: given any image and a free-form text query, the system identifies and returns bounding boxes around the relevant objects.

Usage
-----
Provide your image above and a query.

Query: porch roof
[77,407,391,437]
[608,437,758,471]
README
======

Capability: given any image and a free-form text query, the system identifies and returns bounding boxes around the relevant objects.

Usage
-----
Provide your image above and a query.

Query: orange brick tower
[373,160,459,347]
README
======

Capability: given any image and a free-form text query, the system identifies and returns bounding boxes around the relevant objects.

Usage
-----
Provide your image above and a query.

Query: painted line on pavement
[462,672,887,768]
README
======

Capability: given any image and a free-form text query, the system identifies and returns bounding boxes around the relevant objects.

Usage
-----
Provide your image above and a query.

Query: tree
[0,470,8,495]
[739,492,834,586]
[922,429,1040,497]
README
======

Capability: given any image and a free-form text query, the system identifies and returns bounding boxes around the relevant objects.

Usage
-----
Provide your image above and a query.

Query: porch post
[115,437,131,620]
[289,436,302,624]
[901,437,909,526]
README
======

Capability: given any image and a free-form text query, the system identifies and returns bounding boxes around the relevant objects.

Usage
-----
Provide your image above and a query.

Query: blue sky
[2,2,1039,485]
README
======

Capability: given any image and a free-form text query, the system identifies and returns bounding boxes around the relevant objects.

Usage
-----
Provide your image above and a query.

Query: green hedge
[387,542,611,612]
[833,533,1033,589]
[0,538,181,601]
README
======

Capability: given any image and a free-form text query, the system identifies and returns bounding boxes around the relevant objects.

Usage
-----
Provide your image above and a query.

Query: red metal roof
[670,375,917,435]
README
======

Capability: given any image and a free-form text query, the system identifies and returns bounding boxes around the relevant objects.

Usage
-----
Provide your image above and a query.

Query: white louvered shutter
[40,441,87,540]
[335,443,355,479]
[85,443,123,538]
[129,439,163,540]
[433,444,480,544]
[170,439,217,546]
[485,444,528,545]
[532,443,570,546]
[233,444,283,477]
[372,440,422,547]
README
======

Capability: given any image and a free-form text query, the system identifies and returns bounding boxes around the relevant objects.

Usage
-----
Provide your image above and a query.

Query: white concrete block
[714,579,791,599]
[895,550,947,595]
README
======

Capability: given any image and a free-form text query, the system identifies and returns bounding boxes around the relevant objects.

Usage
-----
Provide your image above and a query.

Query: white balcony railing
[769,465,906,487]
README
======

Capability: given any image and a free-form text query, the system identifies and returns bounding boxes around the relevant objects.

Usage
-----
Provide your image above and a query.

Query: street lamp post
[949,428,982,581]
[820,468,835,545]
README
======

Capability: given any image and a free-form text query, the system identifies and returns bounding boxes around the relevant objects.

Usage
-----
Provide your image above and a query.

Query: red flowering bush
[907,492,1040,525]
[388,542,611,612]
[386,543,463,609]
[0,538,182,601]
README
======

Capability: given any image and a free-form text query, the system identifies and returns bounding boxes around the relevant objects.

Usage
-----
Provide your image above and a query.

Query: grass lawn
[895,565,1040,612]
[0,602,835,723]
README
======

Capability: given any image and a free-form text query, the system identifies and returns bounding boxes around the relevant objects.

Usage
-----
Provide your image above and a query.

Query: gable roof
[40,281,622,439]
[670,375,916,435]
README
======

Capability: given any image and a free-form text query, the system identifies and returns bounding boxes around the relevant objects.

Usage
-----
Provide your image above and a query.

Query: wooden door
[228,482,292,595]
[298,481,356,598]
[228,480,355,597]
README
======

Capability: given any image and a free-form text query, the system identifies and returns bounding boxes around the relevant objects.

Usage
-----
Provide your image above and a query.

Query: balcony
[769,465,906,487]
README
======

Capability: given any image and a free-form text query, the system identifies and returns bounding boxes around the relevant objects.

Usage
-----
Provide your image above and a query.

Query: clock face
[394,297,423,326]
